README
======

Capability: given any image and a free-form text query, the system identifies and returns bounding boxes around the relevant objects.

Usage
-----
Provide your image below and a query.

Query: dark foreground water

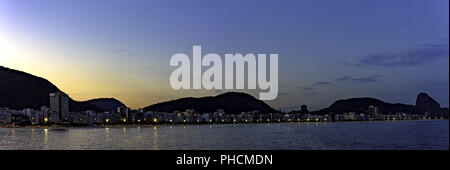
[0,120,448,150]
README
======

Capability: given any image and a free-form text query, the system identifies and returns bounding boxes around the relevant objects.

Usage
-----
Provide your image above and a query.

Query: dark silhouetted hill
[315,93,444,115]
[0,66,124,112]
[315,97,418,114]
[144,92,277,114]
[415,92,441,114]
[86,98,126,112]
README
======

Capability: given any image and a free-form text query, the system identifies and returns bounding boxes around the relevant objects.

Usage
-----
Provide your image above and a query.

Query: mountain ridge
[313,93,444,115]
[1,66,446,115]
[85,98,126,112]
[144,92,278,114]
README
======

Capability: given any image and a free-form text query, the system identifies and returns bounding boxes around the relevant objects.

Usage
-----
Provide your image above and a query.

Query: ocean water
[0,120,448,150]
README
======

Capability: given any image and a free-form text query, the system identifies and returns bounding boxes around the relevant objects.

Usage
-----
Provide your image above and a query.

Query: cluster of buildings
[311,105,446,121]
[0,93,448,126]
[0,92,280,126]
[332,112,440,121]
[291,105,448,122]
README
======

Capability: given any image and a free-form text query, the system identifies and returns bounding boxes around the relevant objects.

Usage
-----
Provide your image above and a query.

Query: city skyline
[0,0,448,110]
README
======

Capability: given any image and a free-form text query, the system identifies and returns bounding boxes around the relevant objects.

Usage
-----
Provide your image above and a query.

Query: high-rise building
[368,106,379,117]
[0,109,12,125]
[117,106,130,122]
[50,92,69,124]
[300,105,308,114]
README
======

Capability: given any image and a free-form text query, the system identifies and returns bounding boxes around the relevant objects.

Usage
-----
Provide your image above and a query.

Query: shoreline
[1,119,447,129]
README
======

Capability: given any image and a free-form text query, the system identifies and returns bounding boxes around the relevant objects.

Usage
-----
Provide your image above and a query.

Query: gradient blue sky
[0,0,448,110]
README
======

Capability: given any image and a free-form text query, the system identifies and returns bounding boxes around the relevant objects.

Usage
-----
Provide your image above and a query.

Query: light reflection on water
[153,126,159,150]
[0,120,448,150]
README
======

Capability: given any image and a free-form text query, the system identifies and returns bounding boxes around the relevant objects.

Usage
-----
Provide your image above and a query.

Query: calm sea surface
[0,120,448,150]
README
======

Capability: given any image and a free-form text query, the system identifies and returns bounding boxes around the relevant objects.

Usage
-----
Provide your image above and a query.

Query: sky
[0,0,448,111]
